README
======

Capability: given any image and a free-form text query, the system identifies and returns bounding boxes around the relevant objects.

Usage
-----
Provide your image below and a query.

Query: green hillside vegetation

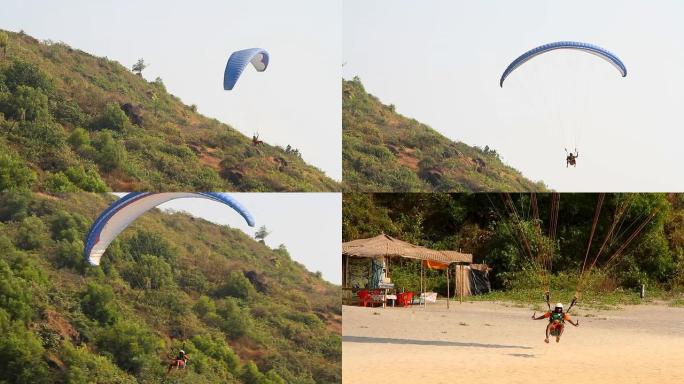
[0,29,339,192]
[343,78,546,192]
[0,192,341,383]
[343,193,684,306]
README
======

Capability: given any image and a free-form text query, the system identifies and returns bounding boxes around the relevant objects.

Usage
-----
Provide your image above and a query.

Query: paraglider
[499,41,627,87]
[84,193,255,266]
[167,349,189,374]
[252,133,264,146]
[566,148,579,168]
[500,42,627,165]
[492,193,657,343]
[532,302,580,343]
[223,48,269,90]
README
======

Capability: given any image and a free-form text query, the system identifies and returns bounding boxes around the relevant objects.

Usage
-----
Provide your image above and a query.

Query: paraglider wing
[223,48,269,90]
[499,41,627,87]
[84,192,255,266]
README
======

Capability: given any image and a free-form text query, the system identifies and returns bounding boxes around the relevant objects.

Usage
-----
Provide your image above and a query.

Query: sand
[343,301,684,383]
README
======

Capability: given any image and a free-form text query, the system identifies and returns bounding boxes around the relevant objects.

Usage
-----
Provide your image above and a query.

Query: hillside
[0,192,341,383]
[0,29,339,192]
[342,78,546,192]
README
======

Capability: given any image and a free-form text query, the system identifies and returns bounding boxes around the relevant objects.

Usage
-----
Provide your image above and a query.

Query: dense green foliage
[343,193,684,302]
[0,192,341,383]
[342,78,546,192]
[0,29,338,192]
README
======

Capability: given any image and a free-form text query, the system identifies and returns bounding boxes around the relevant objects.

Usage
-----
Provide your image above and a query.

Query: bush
[0,152,36,191]
[61,342,136,384]
[81,283,119,325]
[216,298,251,338]
[123,230,177,263]
[63,165,108,192]
[4,85,50,121]
[0,260,34,323]
[121,254,174,290]
[15,216,49,250]
[0,190,32,221]
[44,172,79,193]
[55,239,85,271]
[2,60,53,92]
[91,103,130,132]
[95,320,161,375]
[216,271,256,300]
[191,334,241,373]
[0,311,49,384]
[49,210,88,242]
[67,127,92,152]
[93,131,126,172]
[193,295,216,318]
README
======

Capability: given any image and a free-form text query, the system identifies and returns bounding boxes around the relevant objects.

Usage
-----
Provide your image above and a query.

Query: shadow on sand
[508,353,536,358]
[342,336,532,350]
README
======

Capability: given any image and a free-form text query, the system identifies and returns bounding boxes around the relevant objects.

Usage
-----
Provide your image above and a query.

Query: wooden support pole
[446,266,450,309]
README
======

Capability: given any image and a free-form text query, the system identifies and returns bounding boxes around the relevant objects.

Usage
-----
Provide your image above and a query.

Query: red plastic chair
[357,290,372,307]
[397,292,414,307]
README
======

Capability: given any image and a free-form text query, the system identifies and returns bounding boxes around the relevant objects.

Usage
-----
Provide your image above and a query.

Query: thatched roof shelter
[342,234,472,264]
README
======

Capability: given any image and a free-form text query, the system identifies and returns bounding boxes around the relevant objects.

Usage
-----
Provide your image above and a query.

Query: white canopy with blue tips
[500,41,627,87]
[223,48,270,90]
[84,192,255,266]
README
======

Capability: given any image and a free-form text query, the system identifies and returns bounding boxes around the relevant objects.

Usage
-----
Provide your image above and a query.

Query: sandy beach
[343,301,684,383]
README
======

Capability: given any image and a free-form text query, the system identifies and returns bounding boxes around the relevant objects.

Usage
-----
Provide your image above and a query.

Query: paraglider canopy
[499,41,627,87]
[223,48,270,90]
[84,192,255,266]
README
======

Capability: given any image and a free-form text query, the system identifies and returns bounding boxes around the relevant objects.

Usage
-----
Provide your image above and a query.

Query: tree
[0,31,8,58]
[255,225,270,244]
[151,92,160,116]
[132,58,147,76]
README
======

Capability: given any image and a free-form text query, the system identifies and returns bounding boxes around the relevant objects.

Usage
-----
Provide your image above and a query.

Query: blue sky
[344,0,684,191]
[0,0,342,180]
[113,193,342,284]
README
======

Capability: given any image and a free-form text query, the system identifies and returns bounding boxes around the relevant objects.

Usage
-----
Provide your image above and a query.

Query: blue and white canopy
[223,48,270,90]
[500,41,627,87]
[84,192,255,265]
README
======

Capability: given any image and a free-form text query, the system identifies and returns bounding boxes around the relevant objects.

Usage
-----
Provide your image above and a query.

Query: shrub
[2,60,53,92]
[123,230,177,263]
[3,85,50,121]
[216,298,251,338]
[0,311,49,384]
[0,260,34,323]
[61,342,136,384]
[0,190,32,221]
[44,172,79,193]
[15,216,49,250]
[93,130,126,171]
[121,254,174,290]
[0,152,36,191]
[81,283,119,325]
[55,239,85,271]
[91,103,129,132]
[216,270,256,300]
[95,320,161,375]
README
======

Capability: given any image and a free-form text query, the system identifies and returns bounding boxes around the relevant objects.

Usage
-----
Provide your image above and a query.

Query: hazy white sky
[0,0,342,180]
[113,193,342,284]
[343,0,684,191]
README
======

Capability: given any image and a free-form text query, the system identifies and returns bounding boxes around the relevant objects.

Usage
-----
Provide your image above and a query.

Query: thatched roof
[342,234,472,264]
